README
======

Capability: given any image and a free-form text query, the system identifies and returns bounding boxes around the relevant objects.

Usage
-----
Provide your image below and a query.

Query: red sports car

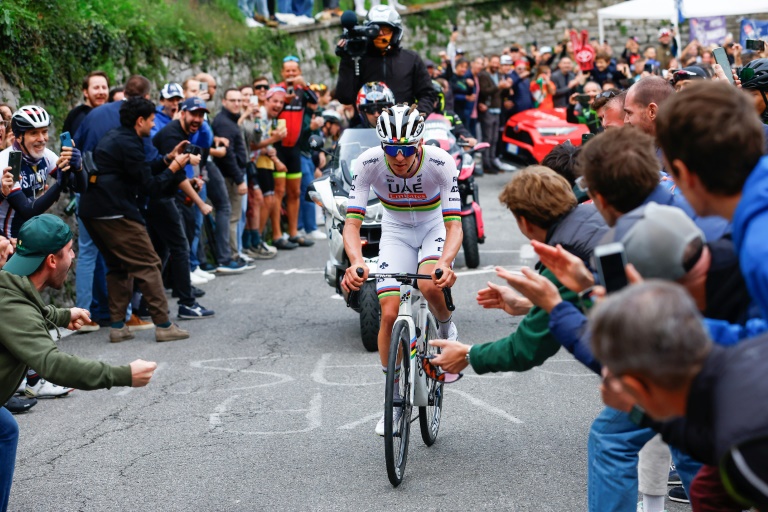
[501,108,590,163]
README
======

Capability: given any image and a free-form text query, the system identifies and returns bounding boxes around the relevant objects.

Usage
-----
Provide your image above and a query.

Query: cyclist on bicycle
[341,103,462,436]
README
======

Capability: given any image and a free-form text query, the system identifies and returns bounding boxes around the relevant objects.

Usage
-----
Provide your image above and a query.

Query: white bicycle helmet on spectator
[366,6,403,47]
[11,105,51,137]
[376,104,424,145]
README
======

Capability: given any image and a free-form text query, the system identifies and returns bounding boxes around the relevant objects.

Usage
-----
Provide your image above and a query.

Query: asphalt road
[10,170,687,511]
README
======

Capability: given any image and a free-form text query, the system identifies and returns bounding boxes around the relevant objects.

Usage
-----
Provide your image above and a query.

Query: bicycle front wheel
[384,319,412,487]
[419,313,444,446]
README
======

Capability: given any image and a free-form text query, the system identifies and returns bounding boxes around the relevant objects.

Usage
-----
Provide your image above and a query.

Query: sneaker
[668,465,681,486]
[216,259,247,274]
[78,320,101,333]
[668,486,689,504]
[447,322,458,341]
[190,271,208,286]
[237,257,256,270]
[174,286,206,299]
[273,238,298,250]
[5,396,37,414]
[178,302,215,319]
[288,235,315,247]
[110,325,135,343]
[126,314,155,332]
[199,262,217,272]
[156,323,190,342]
[25,379,74,398]
[636,502,668,512]
[307,229,327,240]
[245,17,263,27]
[16,378,26,395]
[245,242,278,259]
[375,407,403,436]
[239,252,255,263]
[193,267,216,281]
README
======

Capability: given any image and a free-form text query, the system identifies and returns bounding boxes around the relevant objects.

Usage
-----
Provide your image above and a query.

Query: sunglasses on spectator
[595,90,618,100]
[575,176,589,192]
[253,84,270,91]
[360,104,391,115]
[420,355,463,384]
[382,143,419,157]
[283,55,300,63]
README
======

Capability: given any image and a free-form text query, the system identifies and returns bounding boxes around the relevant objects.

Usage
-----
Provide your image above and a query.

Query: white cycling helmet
[11,105,51,136]
[376,104,425,144]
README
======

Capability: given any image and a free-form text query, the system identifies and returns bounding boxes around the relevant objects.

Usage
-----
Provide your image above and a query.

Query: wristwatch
[464,346,472,366]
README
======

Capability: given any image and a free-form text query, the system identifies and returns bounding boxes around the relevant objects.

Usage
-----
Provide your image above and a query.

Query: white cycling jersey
[347,145,461,299]
[346,145,460,227]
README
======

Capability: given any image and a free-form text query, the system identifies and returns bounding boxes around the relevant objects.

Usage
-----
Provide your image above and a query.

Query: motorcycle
[307,129,383,352]
[423,114,488,269]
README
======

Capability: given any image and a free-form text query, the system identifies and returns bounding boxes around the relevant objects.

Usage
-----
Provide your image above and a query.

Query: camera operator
[335,6,436,119]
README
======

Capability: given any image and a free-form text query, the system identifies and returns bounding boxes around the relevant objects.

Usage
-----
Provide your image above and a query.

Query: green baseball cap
[3,214,73,276]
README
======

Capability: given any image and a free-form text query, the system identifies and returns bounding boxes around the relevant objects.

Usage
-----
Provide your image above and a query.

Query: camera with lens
[184,144,202,156]
[337,10,379,58]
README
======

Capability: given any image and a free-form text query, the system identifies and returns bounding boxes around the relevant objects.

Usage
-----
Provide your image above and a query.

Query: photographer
[335,6,436,119]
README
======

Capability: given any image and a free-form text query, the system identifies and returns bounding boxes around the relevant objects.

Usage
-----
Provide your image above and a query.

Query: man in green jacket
[0,214,157,511]
[431,166,606,374]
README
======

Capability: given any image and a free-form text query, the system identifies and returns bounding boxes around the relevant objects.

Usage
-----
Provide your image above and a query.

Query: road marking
[337,413,382,430]
[448,389,523,424]
[311,353,380,387]
[263,268,324,275]
[330,295,343,300]
[117,362,168,396]
[212,393,323,435]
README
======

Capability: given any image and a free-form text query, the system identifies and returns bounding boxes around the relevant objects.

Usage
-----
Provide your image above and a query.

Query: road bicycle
[357,268,455,486]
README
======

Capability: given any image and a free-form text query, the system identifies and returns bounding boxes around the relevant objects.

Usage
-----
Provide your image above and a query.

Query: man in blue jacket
[656,81,767,316]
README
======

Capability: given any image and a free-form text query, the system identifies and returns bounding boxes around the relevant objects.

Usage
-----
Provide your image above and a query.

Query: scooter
[423,114,488,268]
[307,129,383,352]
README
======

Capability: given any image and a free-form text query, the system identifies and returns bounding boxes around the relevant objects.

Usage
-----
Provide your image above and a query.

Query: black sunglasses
[595,90,618,100]
[253,84,270,91]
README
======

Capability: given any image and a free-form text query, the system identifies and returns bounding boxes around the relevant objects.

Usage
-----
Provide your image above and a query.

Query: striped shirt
[347,145,460,227]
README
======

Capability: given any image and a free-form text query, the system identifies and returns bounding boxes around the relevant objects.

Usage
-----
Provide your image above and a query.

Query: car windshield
[334,128,381,185]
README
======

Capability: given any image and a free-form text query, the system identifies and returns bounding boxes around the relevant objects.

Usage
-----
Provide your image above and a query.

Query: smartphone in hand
[60,131,73,149]
[7,151,22,183]
[712,47,734,84]
[594,242,629,293]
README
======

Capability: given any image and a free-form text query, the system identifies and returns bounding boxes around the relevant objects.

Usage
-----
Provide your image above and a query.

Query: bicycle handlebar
[354,267,455,311]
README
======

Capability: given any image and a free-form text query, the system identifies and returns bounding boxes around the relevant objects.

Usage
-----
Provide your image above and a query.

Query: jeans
[146,198,194,307]
[254,0,269,16]
[238,0,256,17]
[277,0,292,13]
[237,193,247,255]
[293,0,314,16]
[298,155,317,233]
[587,407,701,512]
[478,109,499,172]
[205,162,232,265]
[75,213,110,320]
[0,407,17,512]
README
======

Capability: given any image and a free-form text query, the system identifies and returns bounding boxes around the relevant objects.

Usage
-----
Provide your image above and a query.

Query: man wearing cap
[670,65,707,92]
[150,97,216,320]
[79,97,192,343]
[151,82,185,137]
[656,28,677,71]
[0,214,158,511]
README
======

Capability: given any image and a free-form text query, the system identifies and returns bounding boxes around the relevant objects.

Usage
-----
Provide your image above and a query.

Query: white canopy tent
[597,0,768,50]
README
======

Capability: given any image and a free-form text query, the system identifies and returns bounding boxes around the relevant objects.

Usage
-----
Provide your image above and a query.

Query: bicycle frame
[394,281,431,408]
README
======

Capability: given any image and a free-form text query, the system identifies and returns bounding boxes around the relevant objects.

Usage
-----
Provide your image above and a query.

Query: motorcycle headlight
[536,126,576,137]
[334,197,348,219]
[363,202,383,223]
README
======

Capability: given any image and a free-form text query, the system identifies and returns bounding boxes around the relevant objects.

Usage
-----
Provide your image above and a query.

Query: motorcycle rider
[336,7,436,121]
[356,82,395,128]
[428,80,477,147]
[341,104,462,436]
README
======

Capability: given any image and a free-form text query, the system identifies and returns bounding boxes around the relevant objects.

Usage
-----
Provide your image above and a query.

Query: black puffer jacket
[336,45,436,116]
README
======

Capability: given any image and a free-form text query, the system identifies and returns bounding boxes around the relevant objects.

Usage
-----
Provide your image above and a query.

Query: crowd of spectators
[2,5,768,511]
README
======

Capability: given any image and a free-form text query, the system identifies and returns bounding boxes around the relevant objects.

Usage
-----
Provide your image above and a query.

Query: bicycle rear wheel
[419,313,444,446]
[384,319,412,487]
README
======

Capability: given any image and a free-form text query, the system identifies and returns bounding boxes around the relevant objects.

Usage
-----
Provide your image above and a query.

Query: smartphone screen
[60,131,72,149]
[595,244,629,293]
[712,47,734,84]
[8,151,22,182]
[199,81,208,93]
[746,39,766,51]
[249,95,259,107]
